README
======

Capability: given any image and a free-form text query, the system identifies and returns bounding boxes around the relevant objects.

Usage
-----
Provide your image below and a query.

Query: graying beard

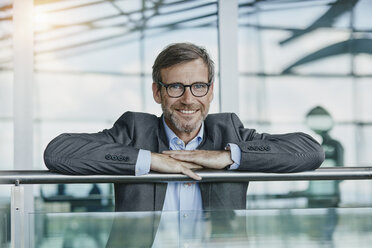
[173,117,198,134]
[170,113,199,134]
[162,105,199,134]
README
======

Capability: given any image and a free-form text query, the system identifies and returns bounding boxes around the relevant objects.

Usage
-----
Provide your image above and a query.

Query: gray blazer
[44,112,324,211]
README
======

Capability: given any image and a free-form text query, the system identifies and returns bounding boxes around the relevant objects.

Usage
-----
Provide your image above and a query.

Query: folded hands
[150,150,233,180]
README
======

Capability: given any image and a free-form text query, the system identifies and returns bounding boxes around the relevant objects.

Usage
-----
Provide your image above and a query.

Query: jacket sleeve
[230,113,325,173]
[44,112,141,175]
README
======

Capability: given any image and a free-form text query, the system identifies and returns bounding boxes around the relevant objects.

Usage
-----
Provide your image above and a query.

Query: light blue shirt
[135,118,241,211]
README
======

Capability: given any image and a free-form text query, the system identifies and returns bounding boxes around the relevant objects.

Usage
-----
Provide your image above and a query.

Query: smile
[178,109,197,114]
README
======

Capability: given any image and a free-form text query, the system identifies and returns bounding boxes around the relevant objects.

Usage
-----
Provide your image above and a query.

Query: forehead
[160,58,208,83]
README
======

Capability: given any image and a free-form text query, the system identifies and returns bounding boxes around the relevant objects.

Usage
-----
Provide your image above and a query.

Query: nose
[180,86,194,104]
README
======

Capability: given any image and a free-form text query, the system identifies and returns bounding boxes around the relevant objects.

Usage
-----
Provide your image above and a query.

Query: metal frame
[218,0,239,113]
[10,182,23,248]
[1,168,371,185]
[13,0,34,169]
[12,1,34,248]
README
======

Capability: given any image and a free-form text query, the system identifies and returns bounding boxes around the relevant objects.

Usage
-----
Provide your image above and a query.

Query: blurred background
[1,0,372,246]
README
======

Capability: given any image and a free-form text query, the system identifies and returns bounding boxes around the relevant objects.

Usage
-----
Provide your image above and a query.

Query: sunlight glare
[34,7,53,32]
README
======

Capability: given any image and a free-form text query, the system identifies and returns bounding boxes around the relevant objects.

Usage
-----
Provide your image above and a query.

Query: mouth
[177,109,198,115]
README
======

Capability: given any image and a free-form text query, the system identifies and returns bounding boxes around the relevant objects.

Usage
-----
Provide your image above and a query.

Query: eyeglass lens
[167,83,209,97]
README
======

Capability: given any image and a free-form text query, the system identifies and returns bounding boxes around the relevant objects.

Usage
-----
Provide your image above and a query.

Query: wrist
[223,150,233,167]
[150,152,159,170]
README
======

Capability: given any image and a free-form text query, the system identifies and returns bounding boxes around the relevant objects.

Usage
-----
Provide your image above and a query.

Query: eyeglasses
[157,81,212,98]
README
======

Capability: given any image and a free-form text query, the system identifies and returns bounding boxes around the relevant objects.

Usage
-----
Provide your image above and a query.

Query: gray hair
[152,43,215,85]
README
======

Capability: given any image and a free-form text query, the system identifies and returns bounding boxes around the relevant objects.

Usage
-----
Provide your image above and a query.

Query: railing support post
[11,180,24,248]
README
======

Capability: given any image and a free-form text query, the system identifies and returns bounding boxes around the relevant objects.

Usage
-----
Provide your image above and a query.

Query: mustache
[172,103,200,110]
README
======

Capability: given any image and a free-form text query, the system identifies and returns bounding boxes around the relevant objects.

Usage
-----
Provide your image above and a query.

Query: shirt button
[184,183,192,188]
[183,213,188,218]
[177,140,182,145]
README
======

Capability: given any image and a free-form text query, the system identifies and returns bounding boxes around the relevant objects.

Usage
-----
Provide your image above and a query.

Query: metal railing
[1,167,371,185]
[1,167,372,248]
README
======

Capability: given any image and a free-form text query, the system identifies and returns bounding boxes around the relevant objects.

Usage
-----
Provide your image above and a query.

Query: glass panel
[0,202,9,248]
[0,0,13,167]
[359,79,372,122]
[0,1,13,237]
[0,72,12,118]
[359,126,372,166]
[238,0,372,209]
[36,183,114,213]
[239,76,354,123]
[34,74,142,121]
[266,77,353,123]
[248,179,372,209]
[31,208,372,247]
[0,122,13,170]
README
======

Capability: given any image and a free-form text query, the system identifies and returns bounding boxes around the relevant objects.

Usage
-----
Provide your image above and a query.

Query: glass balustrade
[24,208,372,248]
[0,207,9,248]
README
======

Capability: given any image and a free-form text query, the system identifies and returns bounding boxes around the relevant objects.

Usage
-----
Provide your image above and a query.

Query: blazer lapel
[157,117,169,153]
[154,184,167,211]
[198,124,214,210]
[197,121,214,150]
[154,116,169,211]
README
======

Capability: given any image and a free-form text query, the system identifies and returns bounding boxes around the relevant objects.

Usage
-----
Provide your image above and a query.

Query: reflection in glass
[305,106,344,206]
[31,208,372,247]
[239,0,372,209]
[0,206,9,248]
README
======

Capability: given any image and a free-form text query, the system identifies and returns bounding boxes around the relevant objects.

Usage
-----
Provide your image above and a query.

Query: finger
[165,154,199,165]
[181,167,202,181]
[170,154,197,163]
[181,162,203,170]
[162,150,194,155]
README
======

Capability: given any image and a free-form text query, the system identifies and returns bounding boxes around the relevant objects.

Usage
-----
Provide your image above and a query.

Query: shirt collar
[162,116,204,146]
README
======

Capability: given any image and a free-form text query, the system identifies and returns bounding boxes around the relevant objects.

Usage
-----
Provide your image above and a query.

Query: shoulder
[205,112,243,127]
[204,113,257,142]
[204,112,244,136]
[114,111,160,126]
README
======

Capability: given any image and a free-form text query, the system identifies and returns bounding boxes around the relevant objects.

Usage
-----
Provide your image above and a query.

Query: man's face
[152,58,214,137]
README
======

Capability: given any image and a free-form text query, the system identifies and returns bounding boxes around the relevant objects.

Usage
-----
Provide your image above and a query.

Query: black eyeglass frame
[157,81,212,98]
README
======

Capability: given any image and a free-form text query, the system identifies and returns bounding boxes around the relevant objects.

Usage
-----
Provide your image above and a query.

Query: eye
[193,83,207,89]
[169,83,183,90]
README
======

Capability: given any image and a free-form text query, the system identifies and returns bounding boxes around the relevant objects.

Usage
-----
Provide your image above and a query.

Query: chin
[180,125,197,133]
[178,120,202,133]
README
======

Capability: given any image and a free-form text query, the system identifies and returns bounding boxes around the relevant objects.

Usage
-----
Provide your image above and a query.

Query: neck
[176,128,201,145]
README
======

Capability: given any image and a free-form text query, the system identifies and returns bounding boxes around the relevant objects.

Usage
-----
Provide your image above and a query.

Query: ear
[152,83,162,104]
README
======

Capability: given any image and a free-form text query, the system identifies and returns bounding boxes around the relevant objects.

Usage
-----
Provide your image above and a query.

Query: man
[44,42,324,212]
